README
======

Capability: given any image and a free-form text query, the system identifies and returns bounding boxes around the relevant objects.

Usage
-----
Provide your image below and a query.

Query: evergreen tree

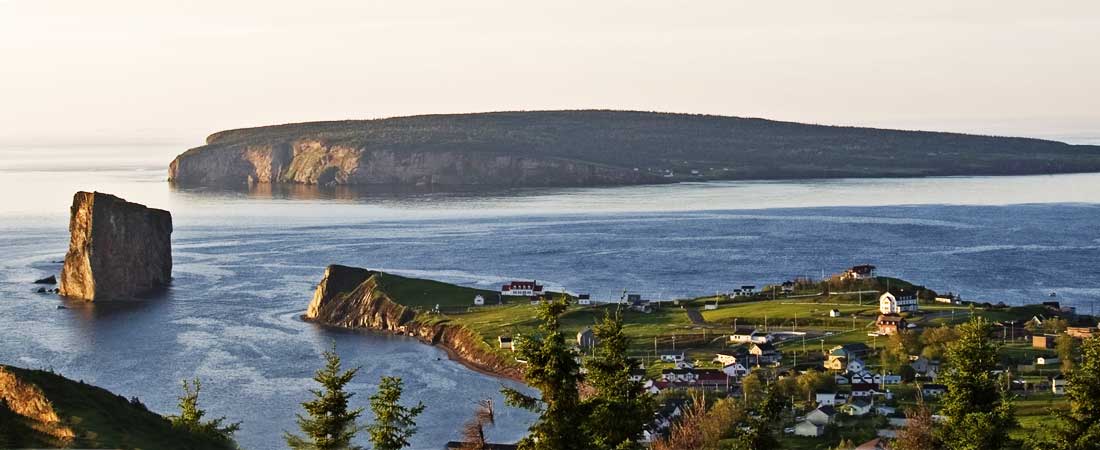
[1027,336,1100,450]
[168,378,241,444]
[285,346,364,450]
[582,310,654,450]
[365,376,425,450]
[938,317,1016,450]
[502,299,587,450]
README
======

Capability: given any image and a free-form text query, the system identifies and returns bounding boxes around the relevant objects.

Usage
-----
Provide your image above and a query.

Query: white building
[794,420,825,437]
[473,294,485,306]
[879,289,919,314]
[501,280,544,297]
[722,363,749,377]
[729,329,773,344]
[815,392,839,406]
[829,309,842,318]
[714,350,741,366]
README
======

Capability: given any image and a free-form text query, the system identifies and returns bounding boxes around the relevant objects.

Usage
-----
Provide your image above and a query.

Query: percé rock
[59,192,172,301]
[168,110,1100,189]
[305,265,523,380]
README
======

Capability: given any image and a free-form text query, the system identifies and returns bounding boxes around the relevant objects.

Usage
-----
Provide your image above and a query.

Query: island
[302,263,1096,447]
[169,110,1100,189]
[59,192,173,301]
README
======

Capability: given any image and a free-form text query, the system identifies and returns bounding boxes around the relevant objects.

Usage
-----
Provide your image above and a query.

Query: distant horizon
[3,1,1098,145]
[2,108,1099,148]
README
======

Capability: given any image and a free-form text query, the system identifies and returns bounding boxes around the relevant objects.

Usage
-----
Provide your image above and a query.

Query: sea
[1,143,1099,449]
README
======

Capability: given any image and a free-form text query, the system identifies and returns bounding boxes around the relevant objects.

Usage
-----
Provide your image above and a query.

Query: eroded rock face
[169,139,658,188]
[304,265,523,379]
[59,192,172,301]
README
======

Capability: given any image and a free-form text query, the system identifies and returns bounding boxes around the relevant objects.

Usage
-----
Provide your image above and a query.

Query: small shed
[473,294,485,306]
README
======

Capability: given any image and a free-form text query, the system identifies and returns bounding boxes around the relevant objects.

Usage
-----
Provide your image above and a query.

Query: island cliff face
[304,265,523,380]
[168,111,1100,189]
[169,139,654,188]
[59,192,173,301]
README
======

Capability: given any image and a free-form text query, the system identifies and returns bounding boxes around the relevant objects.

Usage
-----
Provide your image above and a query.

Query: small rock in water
[36,288,47,293]
[34,275,57,285]
[56,305,67,310]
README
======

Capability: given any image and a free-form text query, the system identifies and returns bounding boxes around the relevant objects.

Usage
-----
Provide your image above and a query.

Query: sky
[1,0,1098,145]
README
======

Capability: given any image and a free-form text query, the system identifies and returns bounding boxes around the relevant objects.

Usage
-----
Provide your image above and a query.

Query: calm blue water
[2,145,1100,448]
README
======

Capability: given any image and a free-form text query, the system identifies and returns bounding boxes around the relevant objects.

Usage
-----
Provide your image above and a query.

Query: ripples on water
[1,145,1100,448]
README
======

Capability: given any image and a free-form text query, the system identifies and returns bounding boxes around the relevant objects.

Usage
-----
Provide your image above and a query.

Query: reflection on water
[3,144,1100,448]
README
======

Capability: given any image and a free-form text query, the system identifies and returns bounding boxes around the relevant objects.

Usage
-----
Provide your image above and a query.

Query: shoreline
[302,315,525,384]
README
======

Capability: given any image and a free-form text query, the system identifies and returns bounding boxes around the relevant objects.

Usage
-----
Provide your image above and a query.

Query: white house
[576,294,591,305]
[846,359,866,374]
[829,309,842,318]
[1036,356,1060,366]
[501,280,544,297]
[498,336,514,350]
[473,294,485,306]
[722,362,750,377]
[879,289,919,314]
[729,329,773,344]
[660,353,685,363]
[794,420,825,437]
[815,392,839,406]
[714,350,742,366]
[806,405,837,426]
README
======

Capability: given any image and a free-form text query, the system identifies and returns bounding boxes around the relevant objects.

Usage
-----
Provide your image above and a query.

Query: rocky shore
[304,265,523,381]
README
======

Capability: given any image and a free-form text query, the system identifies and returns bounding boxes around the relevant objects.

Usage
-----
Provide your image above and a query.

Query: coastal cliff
[168,110,1100,189]
[59,192,172,301]
[169,139,655,188]
[304,265,523,380]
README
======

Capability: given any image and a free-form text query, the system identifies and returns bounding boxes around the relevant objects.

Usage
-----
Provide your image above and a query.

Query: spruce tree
[285,346,364,450]
[582,311,654,450]
[168,378,241,444]
[1028,336,1100,450]
[365,376,425,450]
[938,317,1016,450]
[502,298,587,450]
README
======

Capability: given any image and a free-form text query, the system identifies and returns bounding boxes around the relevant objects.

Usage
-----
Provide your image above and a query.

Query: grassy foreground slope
[199,110,1100,180]
[0,365,235,450]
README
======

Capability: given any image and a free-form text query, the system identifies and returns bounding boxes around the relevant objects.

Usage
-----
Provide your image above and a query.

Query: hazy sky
[2,0,1098,145]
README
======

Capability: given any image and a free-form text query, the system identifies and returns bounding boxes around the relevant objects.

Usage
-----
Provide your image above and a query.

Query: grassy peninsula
[341,269,1090,449]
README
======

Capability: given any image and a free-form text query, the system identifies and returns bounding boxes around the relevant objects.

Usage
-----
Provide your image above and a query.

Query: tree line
[167,309,1100,450]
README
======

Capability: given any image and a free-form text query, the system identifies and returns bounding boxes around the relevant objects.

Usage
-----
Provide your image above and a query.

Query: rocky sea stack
[59,192,172,301]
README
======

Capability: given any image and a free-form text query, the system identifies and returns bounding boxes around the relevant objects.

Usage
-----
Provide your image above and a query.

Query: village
[452,264,1099,449]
